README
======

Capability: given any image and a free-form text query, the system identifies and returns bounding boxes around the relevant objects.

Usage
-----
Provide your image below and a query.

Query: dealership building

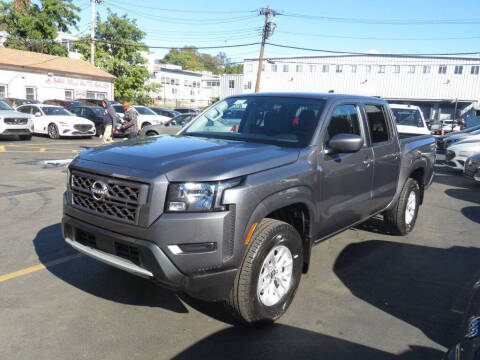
[0,47,115,102]
[241,53,480,122]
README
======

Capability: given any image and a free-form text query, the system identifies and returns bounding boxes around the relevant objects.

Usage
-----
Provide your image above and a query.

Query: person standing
[122,102,138,139]
[101,100,117,144]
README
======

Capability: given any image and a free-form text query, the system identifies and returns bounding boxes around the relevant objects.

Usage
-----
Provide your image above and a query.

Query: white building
[242,53,480,122]
[219,74,244,100]
[0,47,115,101]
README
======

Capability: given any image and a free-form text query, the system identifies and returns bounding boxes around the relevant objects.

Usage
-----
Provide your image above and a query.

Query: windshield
[392,108,423,127]
[0,100,13,110]
[135,106,156,115]
[42,107,72,116]
[183,96,326,147]
[91,107,104,116]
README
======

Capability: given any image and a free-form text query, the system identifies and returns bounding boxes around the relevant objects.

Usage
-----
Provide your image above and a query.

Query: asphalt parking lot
[1,135,479,360]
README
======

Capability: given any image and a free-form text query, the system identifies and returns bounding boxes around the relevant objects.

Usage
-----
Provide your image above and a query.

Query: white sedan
[113,105,170,129]
[446,140,480,170]
[17,104,96,139]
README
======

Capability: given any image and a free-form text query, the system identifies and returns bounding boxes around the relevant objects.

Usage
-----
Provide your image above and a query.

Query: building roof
[0,47,116,81]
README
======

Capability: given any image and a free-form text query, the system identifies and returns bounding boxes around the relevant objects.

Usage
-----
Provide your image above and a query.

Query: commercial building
[219,74,244,100]
[0,47,115,101]
[242,53,480,122]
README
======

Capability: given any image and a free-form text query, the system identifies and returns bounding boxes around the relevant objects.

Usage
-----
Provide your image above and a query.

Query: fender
[242,186,316,273]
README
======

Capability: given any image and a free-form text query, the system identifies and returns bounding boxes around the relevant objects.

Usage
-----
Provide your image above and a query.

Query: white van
[390,104,430,136]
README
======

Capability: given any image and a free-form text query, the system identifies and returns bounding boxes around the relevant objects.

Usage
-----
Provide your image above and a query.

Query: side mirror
[35,112,42,117]
[327,133,364,154]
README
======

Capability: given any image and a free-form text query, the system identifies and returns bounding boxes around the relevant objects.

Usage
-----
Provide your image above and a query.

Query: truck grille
[446,150,455,161]
[74,124,93,132]
[70,171,148,224]
[4,118,28,125]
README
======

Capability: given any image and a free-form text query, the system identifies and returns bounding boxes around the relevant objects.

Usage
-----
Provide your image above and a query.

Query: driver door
[317,103,374,238]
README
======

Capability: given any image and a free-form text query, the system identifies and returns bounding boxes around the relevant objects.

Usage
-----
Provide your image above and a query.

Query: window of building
[408,65,415,74]
[336,65,343,73]
[439,65,447,74]
[25,87,36,100]
[172,88,177,95]
[86,91,96,99]
[95,93,106,100]
[309,65,316,72]
[0,84,6,98]
[296,64,303,72]
[271,64,277,72]
[351,65,357,73]
[229,80,235,88]
[262,64,265,72]
[365,104,390,143]
[246,64,253,72]
[325,104,362,143]
[378,65,385,73]
[322,64,329,73]
[247,81,252,89]
[366,65,372,73]
[423,65,431,74]
[283,64,289,72]
[171,79,175,85]
[394,66,400,73]
[454,65,463,74]
[65,89,73,100]
[190,90,195,96]
[471,66,480,75]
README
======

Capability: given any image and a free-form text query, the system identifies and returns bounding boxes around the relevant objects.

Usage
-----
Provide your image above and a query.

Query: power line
[112,0,254,14]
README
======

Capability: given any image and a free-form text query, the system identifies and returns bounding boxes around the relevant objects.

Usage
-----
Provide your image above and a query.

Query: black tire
[146,130,158,137]
[384,178,420,236]
[48,123,60,139]
[19,134,32,140]
[226,218,303,323]
[141,122,151,129]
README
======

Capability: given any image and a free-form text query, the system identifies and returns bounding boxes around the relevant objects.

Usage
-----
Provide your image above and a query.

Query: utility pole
[255,6,277,92]
[90,0,104,65]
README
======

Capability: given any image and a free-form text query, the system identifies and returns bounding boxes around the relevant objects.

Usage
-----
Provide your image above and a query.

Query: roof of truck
[228,92,387,102]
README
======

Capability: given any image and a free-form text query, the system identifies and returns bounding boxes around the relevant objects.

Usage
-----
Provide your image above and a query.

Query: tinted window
[365,104,390,143]
[326,104,361,142]
[113,105,124,114]
[70,108,82,115]
[0,100,12,110]
[135,106,156,115]
[184,96,325,147]
[18,106,31,114]
[391,108,423,127]
[42,107,72,116]
[91,107,104,116]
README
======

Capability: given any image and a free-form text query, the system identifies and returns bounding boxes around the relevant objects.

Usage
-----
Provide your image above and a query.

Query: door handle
[362,159,373,167]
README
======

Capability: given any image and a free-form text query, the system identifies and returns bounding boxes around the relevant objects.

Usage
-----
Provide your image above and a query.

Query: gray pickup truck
[62,93,435,323]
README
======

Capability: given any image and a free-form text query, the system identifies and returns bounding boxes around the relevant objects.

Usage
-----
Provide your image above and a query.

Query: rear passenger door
[318,103,374,238]
[363,103,401,212]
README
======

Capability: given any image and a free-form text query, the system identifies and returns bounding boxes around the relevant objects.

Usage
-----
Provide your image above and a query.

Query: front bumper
[464,161,480,182]
[62,201,239,301]
[0,128,31,136]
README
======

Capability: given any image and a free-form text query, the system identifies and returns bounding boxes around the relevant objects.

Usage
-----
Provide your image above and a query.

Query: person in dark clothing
[101,100,117,143]
[122,102,138,139]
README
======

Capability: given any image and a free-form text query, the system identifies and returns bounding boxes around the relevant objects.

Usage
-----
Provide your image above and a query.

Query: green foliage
[163,48,243,74]
[73,10,160,104]
[0,0,79,56]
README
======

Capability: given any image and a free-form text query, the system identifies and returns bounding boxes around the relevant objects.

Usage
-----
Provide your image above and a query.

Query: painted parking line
[0,253,83,283]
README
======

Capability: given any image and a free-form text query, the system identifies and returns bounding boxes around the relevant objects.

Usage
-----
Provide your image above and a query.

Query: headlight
[166,178,243,212]
[459,151,475,157]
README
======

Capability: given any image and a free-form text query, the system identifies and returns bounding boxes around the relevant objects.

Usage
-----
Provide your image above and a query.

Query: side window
[31,106,41,115]
[325,104,361,143]
[18,106,30,114]
[70,108,80,115]
[365,104,390,143]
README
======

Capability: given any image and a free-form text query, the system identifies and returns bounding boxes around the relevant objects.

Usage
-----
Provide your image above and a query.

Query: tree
[74,10,159,104]
[162,48,243,74]
[0,0,79,56]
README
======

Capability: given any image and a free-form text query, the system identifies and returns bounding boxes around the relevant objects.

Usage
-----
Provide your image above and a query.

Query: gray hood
[75,135,300,181]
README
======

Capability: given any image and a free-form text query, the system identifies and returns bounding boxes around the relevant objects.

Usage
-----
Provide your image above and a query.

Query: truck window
[365,104,390,143]
[325,104,361,143]
[391,108,423,127]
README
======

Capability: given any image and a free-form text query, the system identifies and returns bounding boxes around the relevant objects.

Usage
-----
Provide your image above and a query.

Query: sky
[71,0,480,62]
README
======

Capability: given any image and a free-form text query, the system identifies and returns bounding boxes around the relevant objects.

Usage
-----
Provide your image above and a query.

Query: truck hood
[76,135,300,181]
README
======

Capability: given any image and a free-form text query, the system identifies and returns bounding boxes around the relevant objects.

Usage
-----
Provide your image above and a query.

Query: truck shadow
[334,240,480,348]
[32,223,189,314]
[170,324,442,360]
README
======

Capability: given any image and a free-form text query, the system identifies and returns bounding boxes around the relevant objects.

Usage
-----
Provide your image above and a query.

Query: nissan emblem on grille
[91,180,109,201]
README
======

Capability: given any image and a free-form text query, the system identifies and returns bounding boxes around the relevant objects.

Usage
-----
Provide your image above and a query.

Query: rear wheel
[384,178,420,235]
[141,122,151,129]
[48,123,60,139]
[225,218,303,323]
[146,130,158,137]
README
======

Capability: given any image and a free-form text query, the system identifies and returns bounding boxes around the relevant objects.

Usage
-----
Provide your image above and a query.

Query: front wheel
[225,218,303,323]
[146,130,158,137]
[384,178,420,235]
[48,123,60,139]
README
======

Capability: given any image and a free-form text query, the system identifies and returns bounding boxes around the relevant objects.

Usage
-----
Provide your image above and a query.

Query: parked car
[69,106,105,136]
[443,280,480,359]
[62,93,435,323]
[2,98,41,108]
[390,104,430,136]
[438,128,480,150]
[150,107,180,118]
[441,119,462,134]
[446,140,480,170]
[139,124,181,137]
[168,113,196,127]
[174,107,201,114]
[16,104,96,139]
[464,153,480,183]
[43,99,86,109]
[112,104,170,128]
[76,99,120,107]
[0,100,33,140]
